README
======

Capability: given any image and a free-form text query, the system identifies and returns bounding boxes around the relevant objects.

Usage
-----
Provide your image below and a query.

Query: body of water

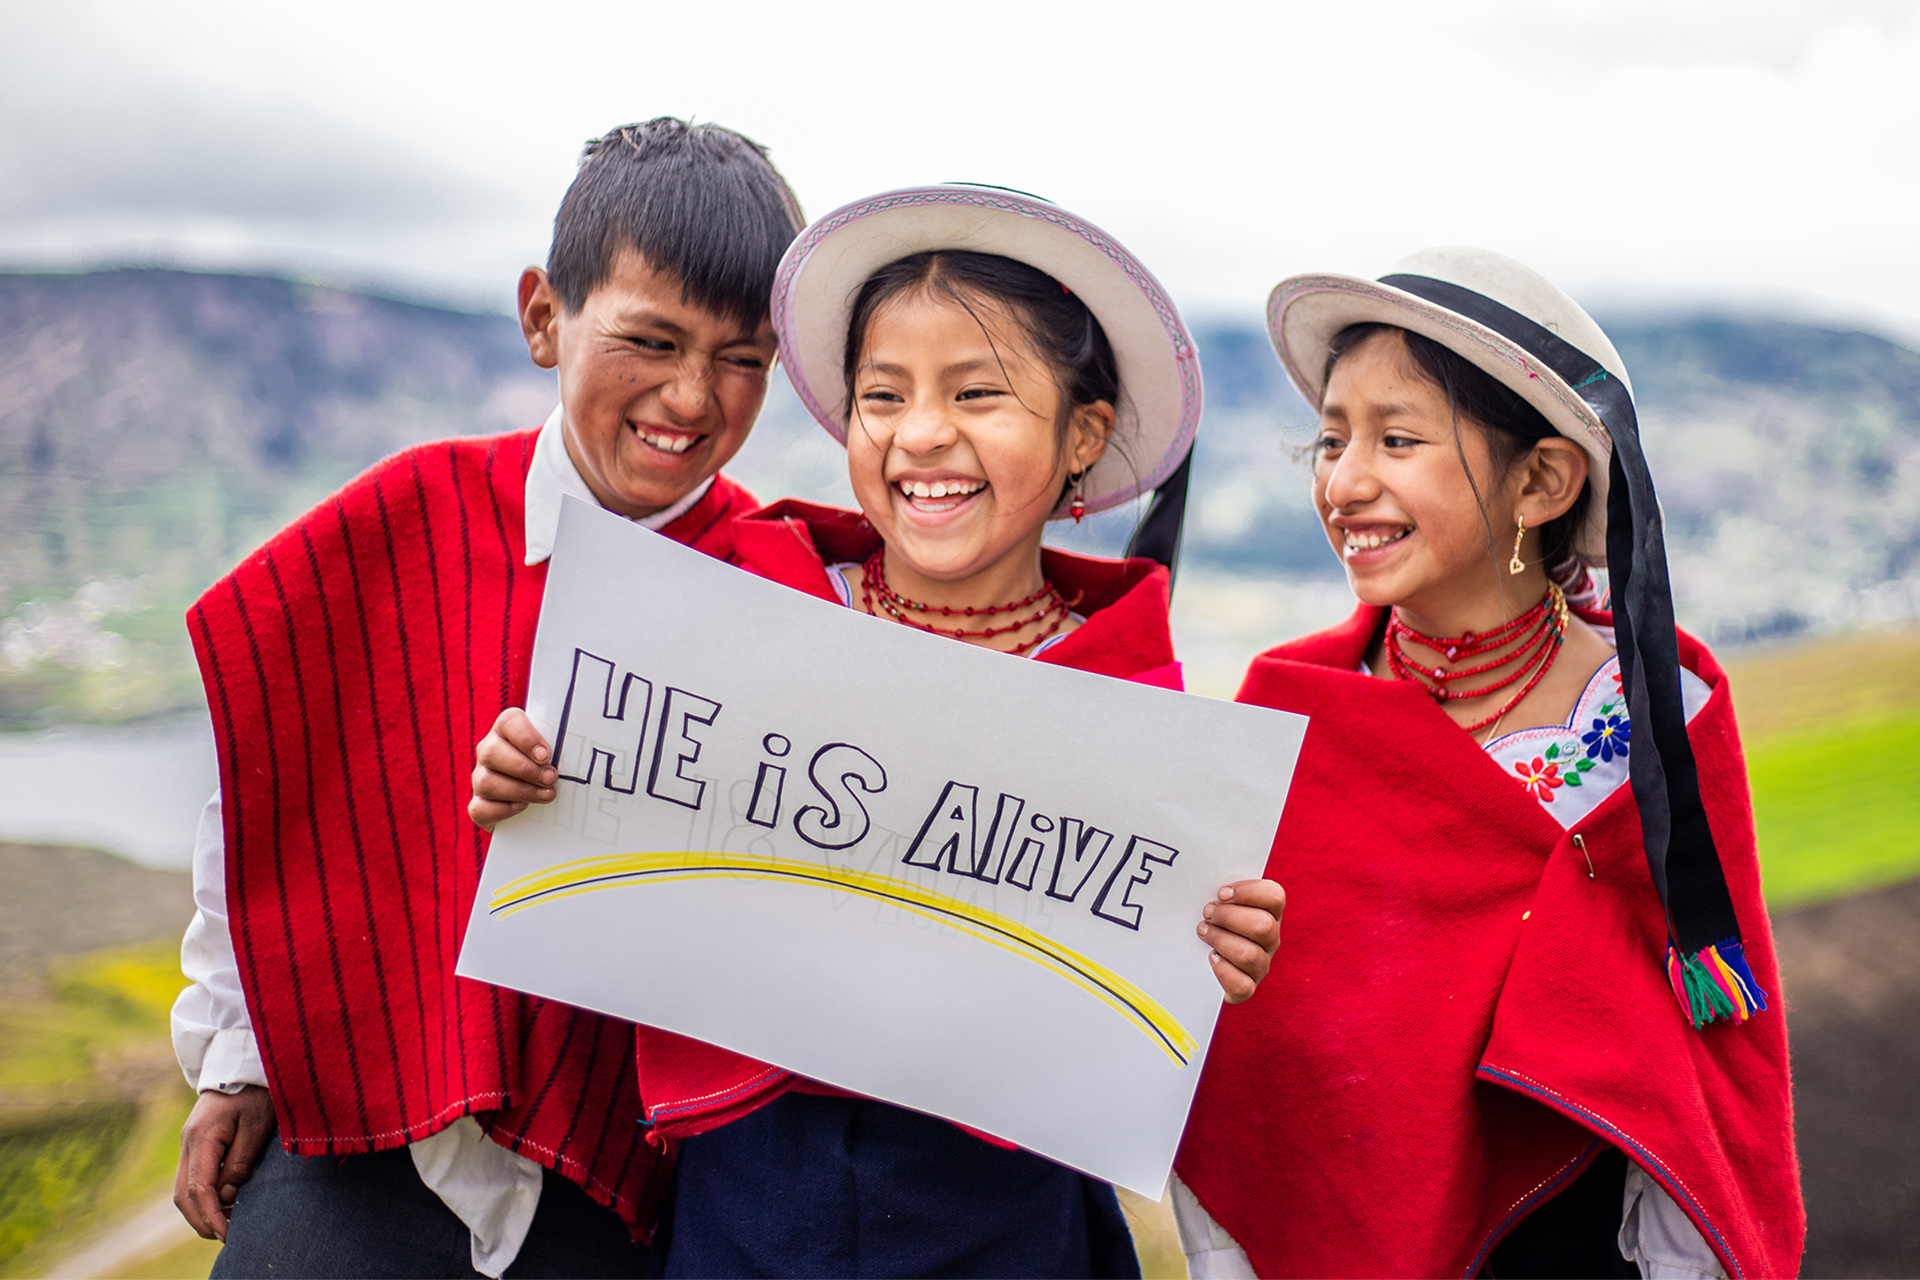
[0,712,217,868]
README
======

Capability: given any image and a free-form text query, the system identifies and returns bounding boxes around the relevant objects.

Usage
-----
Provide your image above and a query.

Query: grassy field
[1724,627,1920,907]
[0,938,210,1279]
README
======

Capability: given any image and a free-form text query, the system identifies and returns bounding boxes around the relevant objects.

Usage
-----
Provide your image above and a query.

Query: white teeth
[638,429,697,454]
[1344,529,1408,551]
[899,479,983,500]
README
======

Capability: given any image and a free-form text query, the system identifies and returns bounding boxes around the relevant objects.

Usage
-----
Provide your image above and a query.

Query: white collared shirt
[171,407,711,1276]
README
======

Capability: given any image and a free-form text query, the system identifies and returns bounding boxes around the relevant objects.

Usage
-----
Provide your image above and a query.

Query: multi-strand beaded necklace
[1386,582,1570,733]
[859,550,1073,656]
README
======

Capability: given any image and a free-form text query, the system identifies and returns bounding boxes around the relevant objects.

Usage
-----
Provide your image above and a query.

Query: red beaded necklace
[860,550,1072,656]
[1385,583,1570,732]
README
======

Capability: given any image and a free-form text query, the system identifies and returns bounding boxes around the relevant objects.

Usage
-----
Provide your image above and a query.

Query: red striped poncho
[1173,605,1803,1278]
[186,428,757,1231]
[628,499,1184,1141]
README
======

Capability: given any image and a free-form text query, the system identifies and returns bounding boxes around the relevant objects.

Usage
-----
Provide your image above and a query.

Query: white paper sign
[458,498,1306,1195]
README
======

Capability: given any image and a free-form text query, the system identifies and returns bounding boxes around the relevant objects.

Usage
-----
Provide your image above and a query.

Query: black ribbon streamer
[1378,275,1742,955]
[1124,449,1194,591]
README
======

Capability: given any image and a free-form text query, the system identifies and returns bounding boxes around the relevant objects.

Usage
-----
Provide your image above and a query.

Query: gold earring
[1509,516,1527,576]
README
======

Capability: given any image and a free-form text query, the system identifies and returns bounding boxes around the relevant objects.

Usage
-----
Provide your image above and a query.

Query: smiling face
[519,249,777,519]
[845,287,1110,600]
[1312,327,1525,623]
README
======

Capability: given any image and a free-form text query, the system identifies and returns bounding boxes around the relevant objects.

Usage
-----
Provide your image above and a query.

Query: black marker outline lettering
[1046,817,1114,903]
[745,733,791,828]
[967,793,1027,883]
[1090,836,1181,930]
[794,743,888,851]
[902,780,978,871]
[1004,813,1054,890]
[552,649,652,794]
[646,686,722,811]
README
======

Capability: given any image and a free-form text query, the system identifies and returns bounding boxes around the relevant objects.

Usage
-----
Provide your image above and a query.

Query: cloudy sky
[4,0,1918,337]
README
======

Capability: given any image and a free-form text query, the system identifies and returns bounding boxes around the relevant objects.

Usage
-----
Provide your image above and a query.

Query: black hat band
[1377,273,1764,1028]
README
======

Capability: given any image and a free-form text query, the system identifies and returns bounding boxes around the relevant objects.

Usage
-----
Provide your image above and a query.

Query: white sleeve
[1170,1172,1258,1280]
[1620,1163,1728,1279]
[171,787,269,1094]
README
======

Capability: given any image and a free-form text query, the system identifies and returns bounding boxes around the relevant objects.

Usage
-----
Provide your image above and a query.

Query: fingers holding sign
[470,707,558,832]
[1200,879,1285,1004]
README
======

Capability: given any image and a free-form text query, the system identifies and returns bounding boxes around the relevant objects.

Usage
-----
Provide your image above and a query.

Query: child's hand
[470,708,557,832]
[1200,879,1285,1004]
[174,1085,273,1241]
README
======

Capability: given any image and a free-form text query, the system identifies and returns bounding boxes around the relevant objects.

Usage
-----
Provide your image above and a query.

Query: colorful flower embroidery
[1515,756,1563,802]
[1498,659,1635,808]
[1583,713,1630,763]
[1544,738,1599,786]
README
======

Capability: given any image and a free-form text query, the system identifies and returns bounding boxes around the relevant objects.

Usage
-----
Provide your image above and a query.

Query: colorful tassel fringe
[1666,938,1769,1029]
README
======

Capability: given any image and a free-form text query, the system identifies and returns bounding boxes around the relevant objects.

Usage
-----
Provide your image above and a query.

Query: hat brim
[1268,273,1614,564]
[773,186,1202,519]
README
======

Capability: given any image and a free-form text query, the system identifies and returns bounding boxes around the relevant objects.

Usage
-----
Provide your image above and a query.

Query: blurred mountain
[1605,317,1920,637]
[0,268,556,725]
[1181,314,1920,638]
[3,267,1918,726]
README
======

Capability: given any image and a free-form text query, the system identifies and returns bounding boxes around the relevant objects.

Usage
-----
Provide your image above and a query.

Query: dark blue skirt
[660,1092,1141,1279]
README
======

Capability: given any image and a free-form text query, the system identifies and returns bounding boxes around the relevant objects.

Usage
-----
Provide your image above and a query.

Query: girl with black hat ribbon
[1171,248,1802,1279]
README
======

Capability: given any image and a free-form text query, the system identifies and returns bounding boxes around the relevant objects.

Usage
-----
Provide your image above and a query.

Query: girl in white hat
[1172,249,1802,1279]
[472,185,1285,1277]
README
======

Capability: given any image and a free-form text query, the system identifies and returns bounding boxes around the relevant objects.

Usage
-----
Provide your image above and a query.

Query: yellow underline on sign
[489,851,1196,1065]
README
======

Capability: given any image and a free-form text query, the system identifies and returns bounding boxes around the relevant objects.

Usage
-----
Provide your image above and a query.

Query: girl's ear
[1515,437,1590,524]
[1069,400,1116,473]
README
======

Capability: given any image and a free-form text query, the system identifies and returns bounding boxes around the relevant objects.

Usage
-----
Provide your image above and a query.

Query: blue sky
[3,0,1918,338]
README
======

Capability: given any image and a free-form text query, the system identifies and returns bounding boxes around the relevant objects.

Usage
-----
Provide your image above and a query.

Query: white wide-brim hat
[772,184,1202,519]
[1267,245,1630,563]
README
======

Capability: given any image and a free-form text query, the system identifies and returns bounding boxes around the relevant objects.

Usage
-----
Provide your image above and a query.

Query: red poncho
[629,500,1184,1142]
[187,428,757,1230]
[1174,605,1803,1279]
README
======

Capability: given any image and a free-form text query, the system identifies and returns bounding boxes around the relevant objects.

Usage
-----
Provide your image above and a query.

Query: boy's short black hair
[547,118,805,326]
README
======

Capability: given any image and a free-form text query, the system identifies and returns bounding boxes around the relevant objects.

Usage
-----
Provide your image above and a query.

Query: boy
[169,118,803,1277]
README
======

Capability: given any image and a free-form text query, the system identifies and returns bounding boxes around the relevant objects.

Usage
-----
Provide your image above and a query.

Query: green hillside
[1726,628,1920,906]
